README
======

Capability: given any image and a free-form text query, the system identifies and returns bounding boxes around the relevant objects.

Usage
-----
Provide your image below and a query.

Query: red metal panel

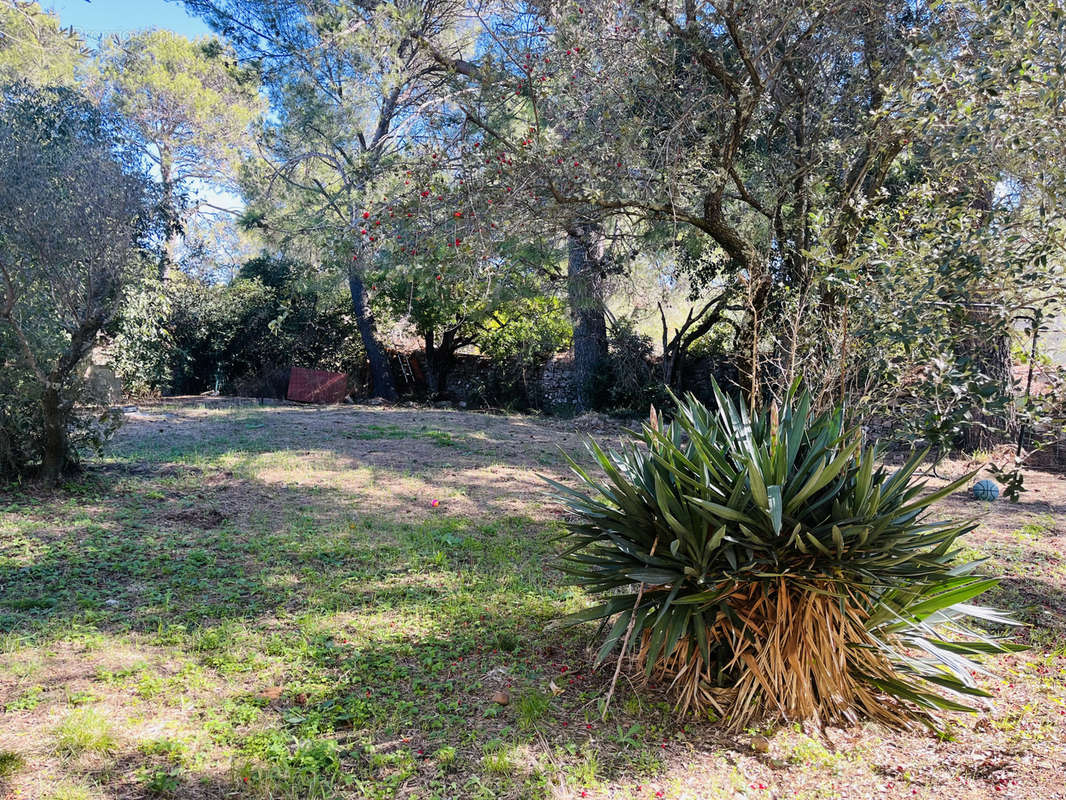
[287,367,348,404]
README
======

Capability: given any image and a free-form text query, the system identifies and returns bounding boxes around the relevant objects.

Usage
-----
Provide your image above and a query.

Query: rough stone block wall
[538,353,577,411]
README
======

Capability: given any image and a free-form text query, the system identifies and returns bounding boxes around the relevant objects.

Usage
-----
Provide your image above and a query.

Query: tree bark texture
[567,220,609,413]
[348,267,397,400]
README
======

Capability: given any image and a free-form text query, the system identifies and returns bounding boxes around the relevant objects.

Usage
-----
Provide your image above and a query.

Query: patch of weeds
[5,684,44,711]
[611,723,645,750]
[138,737,190,766]
[242,730,342,794]
[435,745,458,772]
[0,749,25,777]
[135,671,166,699]
[934,718,964,743]
[482,745,515,776]
[0,596,56,611]
[54,709,117,756]
[786,735,847,772]
[47,783,93,800]
[65,690,99,706]
[139,767,183,796]
[515,690,550,731]
[494,631,519,652]
[349,423,459,447]
[94,663,143,684]
[568,752,599,785]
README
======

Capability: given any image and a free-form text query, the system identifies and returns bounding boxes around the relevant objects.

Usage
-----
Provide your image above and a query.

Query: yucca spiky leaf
[550,382,1020,728]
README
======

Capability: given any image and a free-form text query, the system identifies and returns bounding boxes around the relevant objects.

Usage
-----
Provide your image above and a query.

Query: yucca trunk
[636,579,912,727]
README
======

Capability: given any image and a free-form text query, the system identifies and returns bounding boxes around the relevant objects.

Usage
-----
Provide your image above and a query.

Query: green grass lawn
[1,401,1064,799]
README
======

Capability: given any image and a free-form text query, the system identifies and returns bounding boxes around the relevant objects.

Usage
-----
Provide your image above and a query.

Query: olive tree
[0,85,155,484]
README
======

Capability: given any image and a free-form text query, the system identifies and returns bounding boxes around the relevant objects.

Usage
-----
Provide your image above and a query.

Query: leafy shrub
[109,273,173,397]
[601,317,667,414]
[550,383,1019,728]
[112,263,365,397]
[0,84,153,482]
[2,325,122,482]
[476,296,571,408]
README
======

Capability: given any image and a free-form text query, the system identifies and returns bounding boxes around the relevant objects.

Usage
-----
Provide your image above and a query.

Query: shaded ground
[0,399,1064,800]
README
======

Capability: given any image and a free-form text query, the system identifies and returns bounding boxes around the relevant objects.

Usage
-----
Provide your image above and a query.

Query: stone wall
[424,351,579,411]
[538,353,578,412]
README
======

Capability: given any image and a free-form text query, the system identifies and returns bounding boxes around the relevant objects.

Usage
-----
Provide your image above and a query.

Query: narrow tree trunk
[424,328,441,397]
[158,156,177,282]
[348,267,397,400]
[423,328,457,398]
[436,329,455,397]
[735,272,773,401]
[39,386,66,487]
[662,351,677,389]
[567,221,609,413]
[958,306,1014,451]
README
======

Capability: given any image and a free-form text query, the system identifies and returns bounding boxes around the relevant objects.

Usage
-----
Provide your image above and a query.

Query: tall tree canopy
[179,0,478,399]
[88,29,264,278]
[0,0,86,87]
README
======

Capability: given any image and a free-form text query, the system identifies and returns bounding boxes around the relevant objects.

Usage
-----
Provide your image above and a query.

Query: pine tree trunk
[158,156,177,282]
[567,221,609,413]
[348,267,397,401]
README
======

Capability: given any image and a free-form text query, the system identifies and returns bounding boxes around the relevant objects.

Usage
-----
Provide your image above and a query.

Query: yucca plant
[548,382,1021,728]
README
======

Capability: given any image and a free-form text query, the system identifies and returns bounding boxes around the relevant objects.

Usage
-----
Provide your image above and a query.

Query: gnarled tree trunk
[38,386,67,487]
[424,327,459,399]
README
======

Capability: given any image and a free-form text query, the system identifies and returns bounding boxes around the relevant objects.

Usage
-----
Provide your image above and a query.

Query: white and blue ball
[972,479,1000,501]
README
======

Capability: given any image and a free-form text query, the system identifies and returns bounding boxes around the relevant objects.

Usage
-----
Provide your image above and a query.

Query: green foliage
[0,1,86,87]
[0,749,24,777]
[0,83,154,482]
[550,384,1020,727]
[476,296,571,407]
[170,268,363,397]
[109,273,174,397]
[601,317,663,415]
[54,709,117,756]
[987,462,1026,504]
[89,29,262,195]
[110,254,366,398]
[479,297,572,368]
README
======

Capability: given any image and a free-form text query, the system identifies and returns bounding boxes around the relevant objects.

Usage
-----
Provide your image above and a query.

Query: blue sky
[44,0,214,39]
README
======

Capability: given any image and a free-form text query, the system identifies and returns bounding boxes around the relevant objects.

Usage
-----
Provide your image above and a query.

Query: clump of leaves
[548,382,1021,728]
[987,461,1025,502]
[0,749,24,777]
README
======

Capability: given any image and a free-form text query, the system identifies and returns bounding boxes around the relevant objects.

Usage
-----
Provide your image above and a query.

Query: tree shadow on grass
[2,405,1064,798]
[0,455,743,798]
